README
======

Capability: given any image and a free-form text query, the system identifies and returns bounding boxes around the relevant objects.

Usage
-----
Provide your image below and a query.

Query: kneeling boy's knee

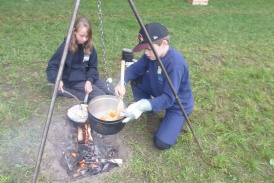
[153,136,172,150]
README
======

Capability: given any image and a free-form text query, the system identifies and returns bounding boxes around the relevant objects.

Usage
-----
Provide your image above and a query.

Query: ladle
[63,90,87,111]
[63,90,81,103]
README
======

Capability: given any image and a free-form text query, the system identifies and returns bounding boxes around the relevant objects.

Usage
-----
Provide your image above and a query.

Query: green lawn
[0,0,273,182]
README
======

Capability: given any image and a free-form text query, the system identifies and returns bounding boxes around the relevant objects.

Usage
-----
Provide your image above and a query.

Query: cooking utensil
[83,93,89,104]
[116,60,126,117]
[88,95,127,135]
[79,93,89,110]
[63,90,81,104]
[67,93,89,124]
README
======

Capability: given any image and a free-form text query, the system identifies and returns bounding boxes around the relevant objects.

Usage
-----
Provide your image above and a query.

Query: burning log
[102,163,109,172]
[85,124,93,143]
[72,168,89,178]
[71,158,122,178]
[64,146,123,178]
[77,124,93,144]
[100,158,123,167]
[77,125,84,143]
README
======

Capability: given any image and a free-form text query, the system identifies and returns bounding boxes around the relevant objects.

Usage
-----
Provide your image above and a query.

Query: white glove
[121,99,152,123]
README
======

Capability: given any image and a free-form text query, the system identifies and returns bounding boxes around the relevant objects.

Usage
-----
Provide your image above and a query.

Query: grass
[0,0,273,182]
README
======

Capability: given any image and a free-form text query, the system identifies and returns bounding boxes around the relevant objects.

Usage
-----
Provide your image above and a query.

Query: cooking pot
[88,95,127,135]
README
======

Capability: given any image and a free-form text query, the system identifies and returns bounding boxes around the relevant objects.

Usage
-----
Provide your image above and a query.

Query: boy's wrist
[119,80,126,86]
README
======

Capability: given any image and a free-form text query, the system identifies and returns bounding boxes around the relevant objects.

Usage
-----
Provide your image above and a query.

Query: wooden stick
[31,1,81,182]
[116,60,126,117]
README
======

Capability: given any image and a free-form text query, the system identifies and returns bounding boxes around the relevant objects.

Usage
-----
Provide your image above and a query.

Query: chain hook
[97,0,110,81]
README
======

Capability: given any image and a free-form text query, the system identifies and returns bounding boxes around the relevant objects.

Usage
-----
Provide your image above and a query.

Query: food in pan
[99,109,122,121]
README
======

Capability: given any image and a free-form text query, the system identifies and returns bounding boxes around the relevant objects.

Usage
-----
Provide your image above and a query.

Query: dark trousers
[131,73,189,150]
[60,78,114,102]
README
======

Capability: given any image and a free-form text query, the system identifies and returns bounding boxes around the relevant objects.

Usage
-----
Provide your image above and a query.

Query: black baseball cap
[132,22,168,52]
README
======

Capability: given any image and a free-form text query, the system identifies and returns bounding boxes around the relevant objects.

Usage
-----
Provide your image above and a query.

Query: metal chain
[97,0,110,81]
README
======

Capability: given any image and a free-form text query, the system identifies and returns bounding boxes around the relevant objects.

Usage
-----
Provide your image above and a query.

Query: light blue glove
[121,99,152,123]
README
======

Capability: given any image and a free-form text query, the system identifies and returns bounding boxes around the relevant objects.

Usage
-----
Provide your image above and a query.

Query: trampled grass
[0,0,273,182]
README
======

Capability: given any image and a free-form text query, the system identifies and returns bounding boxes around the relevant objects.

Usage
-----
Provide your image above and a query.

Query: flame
[84,124,88,144]
[83,124,93,144]
[70,152,77,158]
[77,124,93,144]
[78,159,86,169]
[89,163,96,168]
[76,168,81,173]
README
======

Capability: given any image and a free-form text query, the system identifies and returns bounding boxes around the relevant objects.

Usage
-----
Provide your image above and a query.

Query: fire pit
[62,121,123,179]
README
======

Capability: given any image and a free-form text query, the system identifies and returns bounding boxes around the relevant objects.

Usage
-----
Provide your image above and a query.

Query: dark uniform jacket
[46,38,99,87]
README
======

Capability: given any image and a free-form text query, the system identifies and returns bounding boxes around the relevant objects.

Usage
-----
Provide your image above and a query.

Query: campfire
[62,122,123,179]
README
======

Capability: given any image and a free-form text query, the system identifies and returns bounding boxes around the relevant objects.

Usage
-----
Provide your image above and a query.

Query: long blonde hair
[69,17,93,55]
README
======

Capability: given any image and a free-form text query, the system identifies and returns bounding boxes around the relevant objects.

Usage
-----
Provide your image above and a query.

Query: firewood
[77,125,83,141]
[87,124,93,142]
[100,158,123,167]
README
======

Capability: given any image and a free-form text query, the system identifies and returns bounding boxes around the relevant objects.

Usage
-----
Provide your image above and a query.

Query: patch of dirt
[145,112,164,134]
[34,97,133,182]
[0,87,163,182]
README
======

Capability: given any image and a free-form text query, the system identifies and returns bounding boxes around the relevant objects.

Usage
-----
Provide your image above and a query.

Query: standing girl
[46,16,114,102]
